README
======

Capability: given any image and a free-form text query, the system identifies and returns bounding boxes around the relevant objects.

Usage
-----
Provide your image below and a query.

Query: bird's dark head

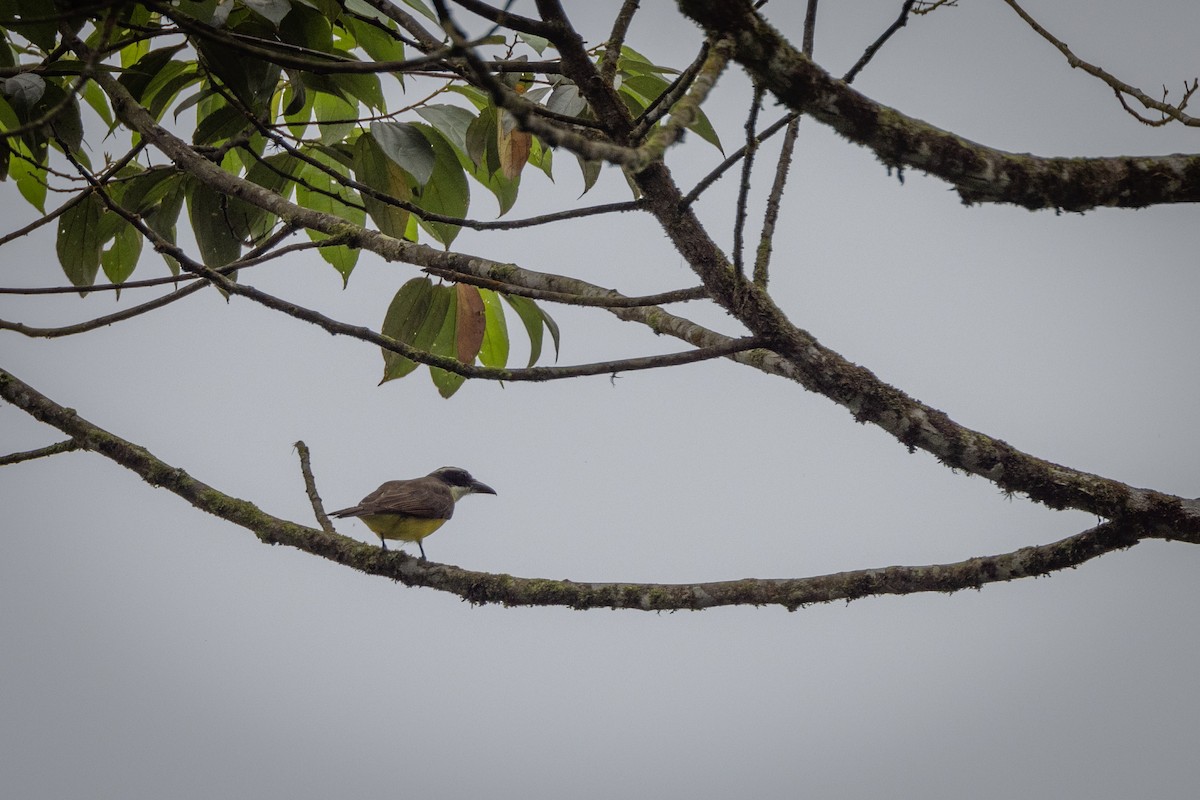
[429,466,497,498]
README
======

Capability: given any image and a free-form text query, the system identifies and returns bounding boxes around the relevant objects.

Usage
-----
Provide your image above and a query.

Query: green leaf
[116,167,176,213]
[516,32,550,55]
[194,16,279,117]
[461,105,519,214]
[380,276,435,381]
[343,16,405,64]
[144,177,187,275]
[10,140,47,212]
[186,177,243,266]
[6,0,58,51]
[141,59,198,121]
[331,70,384,112]
[546,81,586,117]
[353,133,412,239]
[56,193,104,289]
[573,152,601,195]
[502,293,545,368]
[617,45,679,76]
[194,99,252,146]
[38,81,85,156]
[428,287,465,397]
[477,288,509,368]
[415,104,474,158]
[80,80,114,128]
[410,124,469,245]
[399,0,437,23]
[3,73,45,107]
[445,84,489,111]
[117,47,180,103]
[101,221,143,287]
[314,91,355,144]
[242,0,292,26]
[294,148,364,281]
[371,120,435,185]
[622,74,722,152]
[226,152,297,241]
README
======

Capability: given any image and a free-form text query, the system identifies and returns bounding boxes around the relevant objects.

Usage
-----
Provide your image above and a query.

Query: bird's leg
[379,537,388,552]
[418,541,427,560]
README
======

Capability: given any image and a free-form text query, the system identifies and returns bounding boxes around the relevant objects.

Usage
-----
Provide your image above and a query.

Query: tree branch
[677,0,1200,211]
[4,364,1190,611]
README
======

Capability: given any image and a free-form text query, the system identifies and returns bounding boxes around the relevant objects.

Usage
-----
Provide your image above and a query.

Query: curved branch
[0,280,207,337]
[4,364,1191,611]
[678,0,1200,211]
[1003,0,1200,128]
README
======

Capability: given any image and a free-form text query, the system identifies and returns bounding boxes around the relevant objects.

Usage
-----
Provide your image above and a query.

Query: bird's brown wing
[333,477,455,520]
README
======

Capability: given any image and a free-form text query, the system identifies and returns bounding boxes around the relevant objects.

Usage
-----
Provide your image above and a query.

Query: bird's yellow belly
[358,515,448,542]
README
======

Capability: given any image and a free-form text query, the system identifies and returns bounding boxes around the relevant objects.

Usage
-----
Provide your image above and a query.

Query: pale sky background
[4,1,1200,798]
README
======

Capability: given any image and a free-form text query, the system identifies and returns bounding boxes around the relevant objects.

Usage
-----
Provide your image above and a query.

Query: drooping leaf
[9,139,47,212]
[314,91,355,144]
[187,176,242,266]
[415,104,474,157]
[428,287,465,397]
[101,220,143,288]
[353,133,412,239]
[380,276,434,381]
[331,70,385,112]
[455,282,486,363]
[371,120,435,185]
[343,16,406,65]
[294,148,364,282]
[193,98,252,146]
[38,80,85,156]
[622,73,722,152]
[56,192,105,289]
[497,109,531,180]
[516,32,550,55]
[399,0,437,23]
[242,0,292,27]
[573,152,601,195]
[6,0,58,51]
[462,105,519,214]
[477,288,509,368]
[546,80,586,118]
[194,16,279,117]
[143,174,187,274]
[502,293,545,367]
[616,45,680,77]
[117,46,180,103]
[3,73,45,108]
[226,152,298,241]
[409,124,469,245]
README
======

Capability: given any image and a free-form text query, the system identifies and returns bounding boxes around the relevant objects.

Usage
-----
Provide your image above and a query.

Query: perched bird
[330,467,496,559]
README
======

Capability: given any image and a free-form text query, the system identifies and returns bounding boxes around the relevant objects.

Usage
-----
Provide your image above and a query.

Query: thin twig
[732,85,763,276]
[682,112,798,207]
[842,0,916,84]
[753,116,799,287]
[0,439,79,466]
[599,0,640,83]
[294,440,335,534]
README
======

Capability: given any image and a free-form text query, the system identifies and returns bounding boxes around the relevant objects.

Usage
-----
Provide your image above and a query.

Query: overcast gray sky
[4,1,1200,798]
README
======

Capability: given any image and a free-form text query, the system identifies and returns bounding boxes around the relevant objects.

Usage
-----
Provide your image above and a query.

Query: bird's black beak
[471,480,497,495]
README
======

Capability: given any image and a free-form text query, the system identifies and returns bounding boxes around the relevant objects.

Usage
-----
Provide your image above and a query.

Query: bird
[329,467,496,559]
